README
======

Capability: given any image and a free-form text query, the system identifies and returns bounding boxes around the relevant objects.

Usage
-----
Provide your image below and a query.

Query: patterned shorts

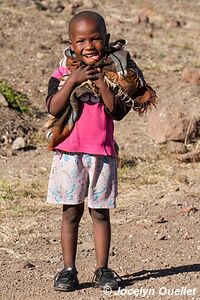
[46,151,118,208]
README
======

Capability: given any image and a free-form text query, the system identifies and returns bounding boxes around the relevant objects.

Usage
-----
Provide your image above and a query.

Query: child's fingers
[88,74,99,80]
[86,68,99,75]
[81,65,94,70]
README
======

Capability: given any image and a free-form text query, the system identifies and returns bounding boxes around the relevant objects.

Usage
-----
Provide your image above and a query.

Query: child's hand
[69,65,99,86]
[92,69,114,112]
[91,70,106,89]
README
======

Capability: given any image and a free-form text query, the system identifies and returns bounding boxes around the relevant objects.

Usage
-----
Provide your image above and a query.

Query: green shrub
[0,80,31,114]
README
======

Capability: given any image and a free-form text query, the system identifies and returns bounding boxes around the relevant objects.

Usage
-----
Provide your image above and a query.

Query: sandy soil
[0,1,200,299]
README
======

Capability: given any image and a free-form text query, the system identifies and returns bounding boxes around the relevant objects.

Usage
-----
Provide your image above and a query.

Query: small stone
[183,232,193,240]
[154,216,168,224]
[0,93,8,107]
[158,234,167,240]
[34,0,48,11]
[36,52,44,59]
[23,261,35,270]
[12,137,26,150]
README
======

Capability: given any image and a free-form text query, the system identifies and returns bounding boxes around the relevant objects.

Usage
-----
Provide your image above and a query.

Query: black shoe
[92,267,120,290]
[53,267,79,292]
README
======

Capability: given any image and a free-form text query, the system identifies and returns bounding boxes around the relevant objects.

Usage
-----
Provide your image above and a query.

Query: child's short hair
[69,10,107,37]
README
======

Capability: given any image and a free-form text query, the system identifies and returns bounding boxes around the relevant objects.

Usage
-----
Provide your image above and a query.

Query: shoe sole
[54,286,77,292]
[93,282,119,291]
[54,282,79,292]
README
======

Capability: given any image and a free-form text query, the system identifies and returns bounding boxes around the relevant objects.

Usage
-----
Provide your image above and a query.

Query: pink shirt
[51,67,116,157]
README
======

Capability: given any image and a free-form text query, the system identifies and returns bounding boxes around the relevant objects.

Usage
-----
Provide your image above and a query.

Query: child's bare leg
[89,208,118,290]
[89,208,111,268]
[61,203,84,268]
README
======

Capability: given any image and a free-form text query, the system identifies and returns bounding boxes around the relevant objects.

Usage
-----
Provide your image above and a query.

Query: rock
[154,216,168,224]
[51,1,65,13]
[36,52,44,59]
[0,105,36,155]
[147,108,197,143]
[12,137,26,150]
[34,0,48,11]
[167,19,182,28]
[182,67,200,85]
[0,93,8,107]
[34,0,65,13]
[23,261,35,270]
[157,234,167,240]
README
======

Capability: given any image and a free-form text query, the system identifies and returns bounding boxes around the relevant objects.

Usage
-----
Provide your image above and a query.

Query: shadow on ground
[120,264,200,287]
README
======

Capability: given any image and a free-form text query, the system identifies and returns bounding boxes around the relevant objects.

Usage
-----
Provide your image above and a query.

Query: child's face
[69,18,110,65]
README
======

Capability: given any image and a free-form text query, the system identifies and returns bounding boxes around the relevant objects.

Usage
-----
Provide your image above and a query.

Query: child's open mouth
[84,53,101,62]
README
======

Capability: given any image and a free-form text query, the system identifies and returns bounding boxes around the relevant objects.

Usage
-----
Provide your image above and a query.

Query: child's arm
[48,65,99,116]
[105,95,132,121]
[92,70,132,116]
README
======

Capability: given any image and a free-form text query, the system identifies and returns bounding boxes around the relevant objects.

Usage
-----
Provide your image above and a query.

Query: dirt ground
[0,1,200,299]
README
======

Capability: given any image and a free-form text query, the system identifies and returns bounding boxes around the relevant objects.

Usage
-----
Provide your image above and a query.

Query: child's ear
[106,33,110,45]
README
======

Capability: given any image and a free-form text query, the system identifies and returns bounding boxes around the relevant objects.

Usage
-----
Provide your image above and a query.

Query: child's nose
[85,41,94,50]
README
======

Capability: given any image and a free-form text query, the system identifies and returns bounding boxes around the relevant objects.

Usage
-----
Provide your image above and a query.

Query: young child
[46,10,156,292]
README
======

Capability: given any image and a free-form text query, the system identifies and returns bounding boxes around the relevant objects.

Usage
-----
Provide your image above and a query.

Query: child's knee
[63,204,84,224]
[90,208,110,222]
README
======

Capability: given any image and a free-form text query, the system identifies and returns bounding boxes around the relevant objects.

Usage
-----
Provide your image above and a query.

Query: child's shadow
[77,264,200,290]
[120,263,200,287]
